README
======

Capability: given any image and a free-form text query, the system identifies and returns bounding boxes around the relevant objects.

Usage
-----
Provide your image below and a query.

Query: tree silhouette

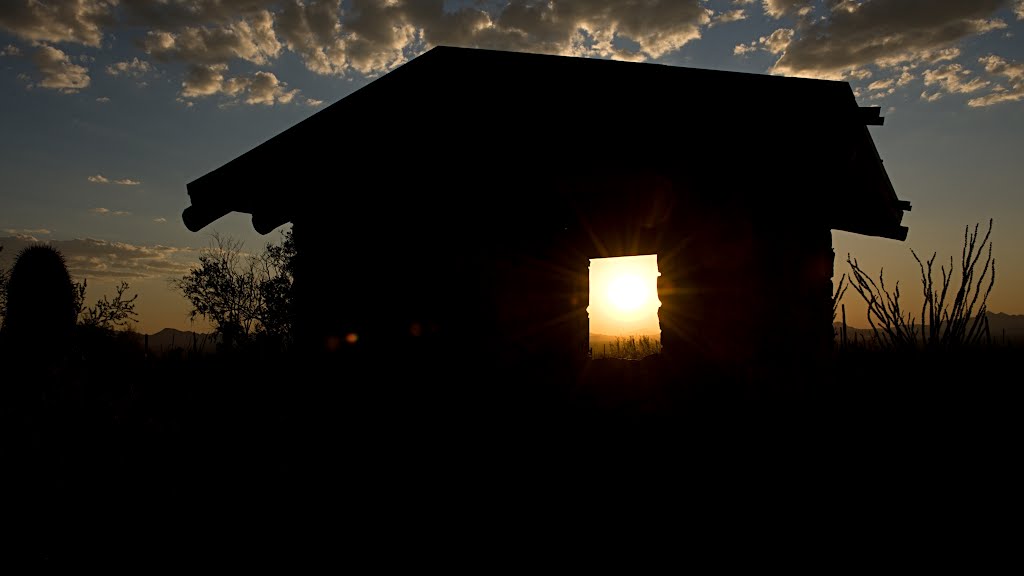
[174,230,295,350]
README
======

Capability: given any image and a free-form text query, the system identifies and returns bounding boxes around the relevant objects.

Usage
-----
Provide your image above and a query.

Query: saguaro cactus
[1,245,78,349]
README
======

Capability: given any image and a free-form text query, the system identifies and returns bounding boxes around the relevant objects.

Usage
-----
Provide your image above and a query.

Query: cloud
[4,1,719,104]
[1017,0,1024,19]
[96,96,110,102]
[733,28,794,57]
[734,43,757,56]
[88,174,142,185]
[868,79,894,92]
[968,84,1024,107]
[31,45,90,93]
[278,0,713,76]
[0,236,198,280]
[761,1,814,19]
[119,0,271,28]
[142,9,281,66]
[1,44,19,56]
[5,228,51,236]
[179,64,299,105]
[90,207,130,216]
[765,1,1009,79]
[245,71,298,105]
[179,63,246,98]
[979,54,1024,82]
[106,57,153,77]
[304,97,324,107]
[153,217,167,223]
[0,0,113,47]
[711,9,748,26]
[968,54,1024,107]
[921,63,990,101]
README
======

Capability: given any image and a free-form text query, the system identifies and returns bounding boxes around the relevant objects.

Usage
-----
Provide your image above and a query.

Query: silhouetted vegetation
[78,280,139,330]
[1,244,78,348]
[173,230,295,351]
[846,220,995,350]
[2,227,1019,564]
[592,335,661,359]
[0,246,7,324]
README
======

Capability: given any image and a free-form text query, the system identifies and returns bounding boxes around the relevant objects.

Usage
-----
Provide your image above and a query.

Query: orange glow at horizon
[588,255,661,337]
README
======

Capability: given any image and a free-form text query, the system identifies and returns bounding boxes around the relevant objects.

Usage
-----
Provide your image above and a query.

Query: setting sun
[589,255,661,338]
[608,274,648,312]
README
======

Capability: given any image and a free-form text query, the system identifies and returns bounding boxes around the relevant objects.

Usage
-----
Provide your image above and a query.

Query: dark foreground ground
[1,340,1019,565]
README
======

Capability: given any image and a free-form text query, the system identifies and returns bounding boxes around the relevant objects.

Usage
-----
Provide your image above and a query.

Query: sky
[1,0,1023,334]
[590,255,661,336]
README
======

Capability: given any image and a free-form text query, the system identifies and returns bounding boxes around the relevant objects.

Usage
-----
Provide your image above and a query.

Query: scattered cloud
[921,63,990,102]
[761,1,814,20]
[179,64,299,105]
[31,45,90,93]
[734,43,757,56]
[143,9,281,66]
[980,54,1024,82]
[180,63,247,98]
[96,96,110,103]
[2,232,43,242]
[304,97,324,107]
[88,174,142,185]
[106,57,153,77]
[969,84,1024,107]
[3,0,1019,111]
[868,79,894,92]
[277,0,713,76]
[762,1,1009,79]
[0,0,113,47]
[153,217,167,223]
[0,235,198,280]
[711,9,748,26]
[5,228,51,236]
[90,207,130,216]
[245,71,298,105]
[733,28,794,56]
[968,54,1024,107]
[2,1,716,105]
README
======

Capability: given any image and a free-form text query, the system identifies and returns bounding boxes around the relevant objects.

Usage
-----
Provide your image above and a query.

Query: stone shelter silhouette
[182,46,910,380]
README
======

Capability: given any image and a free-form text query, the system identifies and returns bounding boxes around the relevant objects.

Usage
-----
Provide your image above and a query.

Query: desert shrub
[845,220,995,350]
[79,280,139,331]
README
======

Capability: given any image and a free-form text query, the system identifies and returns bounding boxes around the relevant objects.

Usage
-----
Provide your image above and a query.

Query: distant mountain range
[836,311,1024,344]
[142,328,218,355]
